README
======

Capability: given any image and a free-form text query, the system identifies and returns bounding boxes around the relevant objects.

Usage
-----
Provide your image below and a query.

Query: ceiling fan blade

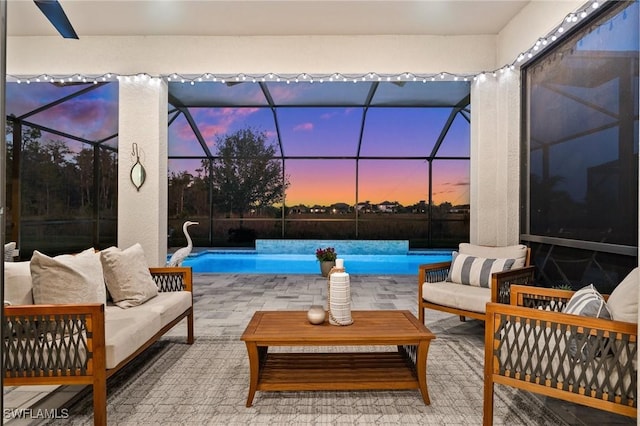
[34,0,78,39]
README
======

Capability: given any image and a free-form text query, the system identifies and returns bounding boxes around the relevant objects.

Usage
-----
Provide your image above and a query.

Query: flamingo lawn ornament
[167,221,199,267]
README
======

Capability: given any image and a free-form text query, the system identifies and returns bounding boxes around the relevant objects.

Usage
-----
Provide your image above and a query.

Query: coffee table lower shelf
[255,351,423,397]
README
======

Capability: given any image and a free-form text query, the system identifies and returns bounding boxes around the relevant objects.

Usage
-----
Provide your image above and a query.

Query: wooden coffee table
[240,310,435,407]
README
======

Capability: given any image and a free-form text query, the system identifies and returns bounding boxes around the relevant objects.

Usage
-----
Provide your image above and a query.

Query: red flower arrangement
[315,247,337,262]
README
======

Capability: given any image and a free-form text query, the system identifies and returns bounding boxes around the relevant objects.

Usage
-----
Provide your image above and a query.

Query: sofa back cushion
[4,261,33,305]
[459,243,528,268]
[100,243,158,308]
[606,267,638,323]
[30,248,107,305]
[4,242,16,262]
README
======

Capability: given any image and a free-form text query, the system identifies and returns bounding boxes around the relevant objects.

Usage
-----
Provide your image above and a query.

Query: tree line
[7,124,461,223]
[5,124,117,220]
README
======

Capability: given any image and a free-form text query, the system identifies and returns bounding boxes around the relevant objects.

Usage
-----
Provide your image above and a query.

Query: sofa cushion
[447,252,515,288]
[606,267,638,323]
[4,242,16,262]
[459,243,528,268]
[30,249,106,305]
[104,305,161,368]
[4,261,33,305]
[422,280,491,314]
[131,291,192,328]
[100,243,158,308]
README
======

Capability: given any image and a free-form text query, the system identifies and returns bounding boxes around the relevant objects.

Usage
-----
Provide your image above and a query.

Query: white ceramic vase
[328,271,353,326]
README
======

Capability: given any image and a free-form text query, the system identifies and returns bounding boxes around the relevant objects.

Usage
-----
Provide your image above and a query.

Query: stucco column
[470,71,521,246]
[117,77,168,266]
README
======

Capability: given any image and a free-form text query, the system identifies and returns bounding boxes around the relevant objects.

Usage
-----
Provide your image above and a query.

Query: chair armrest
[509,284,576,311]
[418,261,451,284]
[150,267,193,292]
[485,302,637,410]
[490,266,536,304]
[3,304,106,380]
[417,262,451,305]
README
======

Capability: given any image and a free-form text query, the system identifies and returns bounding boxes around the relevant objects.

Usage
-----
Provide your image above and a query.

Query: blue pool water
[181,251,452,275]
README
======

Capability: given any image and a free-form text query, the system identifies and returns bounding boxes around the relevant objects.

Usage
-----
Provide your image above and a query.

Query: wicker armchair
[418,244,534,323]
[483,284,637,425]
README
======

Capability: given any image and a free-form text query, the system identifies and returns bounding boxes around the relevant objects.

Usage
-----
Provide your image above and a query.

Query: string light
[7,0,608,85]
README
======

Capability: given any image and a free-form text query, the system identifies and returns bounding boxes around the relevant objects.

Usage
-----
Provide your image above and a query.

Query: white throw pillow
[30,248,107,305]
[606,267,639,323]
[100,243,158,308]
[446,252,516,288]
[4,261,33,305]
[4,242,16,262]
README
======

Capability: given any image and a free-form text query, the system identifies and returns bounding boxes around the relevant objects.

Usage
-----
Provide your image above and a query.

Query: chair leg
[93,375,107,426]
[459,315,466,322]
[483,380,494,426]
[187,309,194,344]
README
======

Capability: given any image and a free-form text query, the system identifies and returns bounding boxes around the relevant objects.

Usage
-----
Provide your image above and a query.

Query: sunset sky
[168,96,470,207]
[7,81,470,207]
[6,82,119,147]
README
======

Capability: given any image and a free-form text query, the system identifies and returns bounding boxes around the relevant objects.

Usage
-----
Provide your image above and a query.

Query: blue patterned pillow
[446,252,516,288]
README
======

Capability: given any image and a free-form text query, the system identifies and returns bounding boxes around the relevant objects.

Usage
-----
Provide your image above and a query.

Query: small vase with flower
[315,247,337,277]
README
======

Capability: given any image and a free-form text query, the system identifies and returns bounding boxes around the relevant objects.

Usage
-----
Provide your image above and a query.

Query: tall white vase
[328,271,353,326]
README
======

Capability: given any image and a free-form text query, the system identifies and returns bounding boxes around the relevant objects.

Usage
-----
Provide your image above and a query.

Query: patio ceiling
[8,1,530,37]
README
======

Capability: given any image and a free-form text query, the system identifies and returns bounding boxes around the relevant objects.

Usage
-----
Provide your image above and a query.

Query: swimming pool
[181,251,452,274]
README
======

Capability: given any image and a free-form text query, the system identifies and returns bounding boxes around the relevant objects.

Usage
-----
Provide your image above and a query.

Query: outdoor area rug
[47,335,569,425]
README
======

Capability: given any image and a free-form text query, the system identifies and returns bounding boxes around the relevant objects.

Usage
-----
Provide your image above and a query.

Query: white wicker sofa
[418,243,534,324]
[3,244,194,426]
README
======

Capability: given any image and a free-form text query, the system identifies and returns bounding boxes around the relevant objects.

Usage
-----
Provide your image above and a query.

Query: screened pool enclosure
[167,79,471,248]
[5,79,471,254]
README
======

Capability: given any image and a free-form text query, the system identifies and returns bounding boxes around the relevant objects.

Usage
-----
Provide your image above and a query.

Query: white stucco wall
[118,79,168,266]
[469,70,521,246]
